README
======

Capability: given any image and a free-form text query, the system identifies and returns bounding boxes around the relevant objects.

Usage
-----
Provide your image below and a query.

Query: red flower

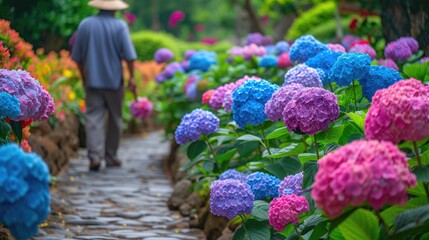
[349,18,358,31]
[195,24,204,33]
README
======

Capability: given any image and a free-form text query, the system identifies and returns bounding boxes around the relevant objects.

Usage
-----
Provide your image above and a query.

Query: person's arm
[126,60,136,96]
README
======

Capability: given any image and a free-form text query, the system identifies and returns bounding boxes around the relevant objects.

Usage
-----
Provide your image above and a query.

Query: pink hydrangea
[283,88,339,135]
[0,69,54,121]
[312,140,416,218]
[365,79,429,144]
[326,43,346,53]
[242,44,266,60]
[278,53,293,69]
[378,58,399,70]
[202,89,215,105]
[268,194,309,231]
[349,43,376,59]
[265,84,304,121]
[130,97,153,120]
[209,83,237,110]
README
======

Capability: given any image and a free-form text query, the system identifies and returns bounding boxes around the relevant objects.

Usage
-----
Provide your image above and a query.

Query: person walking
[72,0,137,171]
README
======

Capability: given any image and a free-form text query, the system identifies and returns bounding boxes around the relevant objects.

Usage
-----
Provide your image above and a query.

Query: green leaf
[245,219,271,240]
[309,221,329,240]
[338,209,379,240]
[390,204,429,239]
[408,182,429,197]
[346,111,366,132]
[298,153,318,164]
[202,158,215,172]
[236,141,260,158]
[381,197,428,226]
[216,149,236,163]
[403,62,429,81]
[10,120,22,143]
[187,140,207,160]
[303,161,318,189]
[412,165,429,182]
[251,200,269,221]
[329,208,357,233]
[299,214,328,236]
[316,125,345,145]
[237,134,263,144]
[233,225,249,240]
[264,143,305,158]
[264,157,302,179]
[266,127,288,140]
[0,119,11,141]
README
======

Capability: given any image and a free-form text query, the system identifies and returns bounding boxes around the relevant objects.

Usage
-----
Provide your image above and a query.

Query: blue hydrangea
[276,41,290,55]
[289,35,329,63]
[0,92,20,119]
[306,50,342,85]
[0,144,50,240]
[219,169,247,183]
[210,179,254,219]
[315,68,329,85]
[264,45,277,55]
[259,56,278,68]
[283,64,322,88]
[278,172,303,196]
[189,50,217,72]
[329,53,371,87]
[175,109,219,145]
[232,79,279,128]
[246,172,281,200]
[359,66,403,101]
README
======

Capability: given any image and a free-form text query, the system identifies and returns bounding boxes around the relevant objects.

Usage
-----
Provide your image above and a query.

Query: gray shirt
[72,11,137,90]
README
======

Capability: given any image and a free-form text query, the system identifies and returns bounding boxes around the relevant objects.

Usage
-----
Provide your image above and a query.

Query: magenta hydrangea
[154,48,174,63]
[278,172,304,196]
[283,64,322,88]
[265,84,304,121]
[175,109,220,145]
[130,97,153,120]
[365,79,429,144]
[378,58,399,70]
[268,194,309,231]
[210,179,254,219]
[0,69,54,121]
[384,37,419,61]
[278,53,293,69]
[312,140,416,218]
[283,88,339,135]
[326,43,346,53]
[348,43,376,59]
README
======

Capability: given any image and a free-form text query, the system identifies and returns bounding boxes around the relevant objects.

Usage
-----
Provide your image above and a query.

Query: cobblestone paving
[35,132,205,240]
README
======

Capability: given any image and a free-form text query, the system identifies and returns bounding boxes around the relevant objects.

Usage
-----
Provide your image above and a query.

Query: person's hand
[128,77,137,94]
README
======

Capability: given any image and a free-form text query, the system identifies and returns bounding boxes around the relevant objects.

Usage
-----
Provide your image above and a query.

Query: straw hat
[88,0,129,10]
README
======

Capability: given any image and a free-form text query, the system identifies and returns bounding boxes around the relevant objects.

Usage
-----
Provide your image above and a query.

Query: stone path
[35,132,205,240]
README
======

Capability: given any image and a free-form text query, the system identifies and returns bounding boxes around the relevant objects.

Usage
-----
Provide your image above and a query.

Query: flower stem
[329,82,334,92]
[294,224,303,240]
[352,80,357,112]
[203,135,217,162]
[313,134,320,160]
[413,141,429,202]
[260,125,272,155]
[302,135,308,152]
[375,210,391,236]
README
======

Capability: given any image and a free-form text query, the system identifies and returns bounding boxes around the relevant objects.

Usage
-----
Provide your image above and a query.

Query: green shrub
[287,1,336,39]
[131,31,182,61]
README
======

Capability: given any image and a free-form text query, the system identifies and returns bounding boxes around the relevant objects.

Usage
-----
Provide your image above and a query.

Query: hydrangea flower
[175,109,219,145]
[268,194,309,231]
[154,48,173,63]
[232,79,279,128]
[209,83,237,110]
[265,84,304,121]
[0,144,50,240]
[283,64,322,88]
[246,32,265,46]
[246,172,281,200]
[184,49,196,60]
[329,53,371,87]
[189,51,217,72]
[210,179,254,219]
[278,172,304,196]
[222,76,261,112]
[276,41,290,55]
[259,56,278,68]
[420,57,429,63]
[341,34,361,50]
[312,140,417,218]
[0,92,20,119]
[385,37,419,61]
[326,43,346,53]
[278,53,293,69]
[158,62,184,81]
[359,66,402,101]
[289,35,328,63]
[202,89,215,105]
[184,75,201,100]
[242,44,267,60]
[130,97,153,120]
[349,43,376,59]
[365,79,429,144]
[283,88,339,135]
[265,45,277,56]
[0,69,55,121]
[378,58,399,70]
[219,169,247,183]
[305,50,342,85]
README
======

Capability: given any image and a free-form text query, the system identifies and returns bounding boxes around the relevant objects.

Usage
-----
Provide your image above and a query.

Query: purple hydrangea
[378,59,399,70]
[0,92,20,119]
[154,48,174,63]
[359,66,403,101]
[341,35,361,50]
[156,62,184,82]
[175,109,219,145]
[0,69,55,121]
[305,50,343,85]
[326,43,346,53]
[232,79,279,128]
[278,172,303,196]
[210,179,254,219]
[328,53,371,87]
[385,37,419,61]
[283,88,339,135]
[0,144,50,240]
[209,83,237,110]
[246,32,265,46]
[246,172,281,200]
[283,64,322,88]
[184,49,197,60]
[348,43,376,59]
[219,169,247,183]
[420,57,429,63]
[289,35,329,63]
[189,51,217,72]
[259,56,278,68]
[265,84,304,121]
[275,41,290,55]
